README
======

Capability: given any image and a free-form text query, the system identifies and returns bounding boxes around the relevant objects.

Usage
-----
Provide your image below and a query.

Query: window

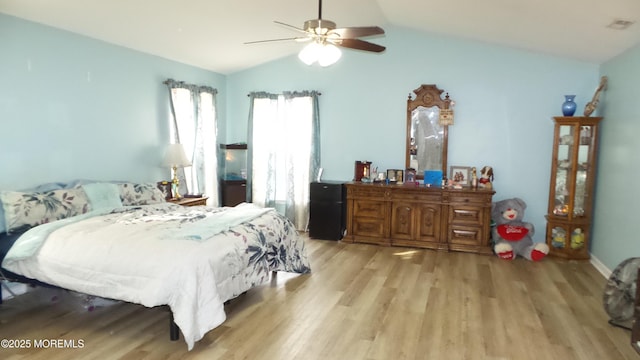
[166,80,219,205]
[249,91,320,230]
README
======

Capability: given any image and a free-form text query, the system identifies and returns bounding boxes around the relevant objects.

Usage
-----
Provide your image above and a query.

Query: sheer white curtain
[248,91,321,230]
[165,79,219,206]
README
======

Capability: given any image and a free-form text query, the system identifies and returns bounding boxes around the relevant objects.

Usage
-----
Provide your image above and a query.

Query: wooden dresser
[344,182,495,254]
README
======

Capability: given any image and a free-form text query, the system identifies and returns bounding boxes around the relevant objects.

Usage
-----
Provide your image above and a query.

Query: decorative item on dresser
[354,161,372,182]
[344,182,495,254]
[168,196,208,207]
[545,116,603,259]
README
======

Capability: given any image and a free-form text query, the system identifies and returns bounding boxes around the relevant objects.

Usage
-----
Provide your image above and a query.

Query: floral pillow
[118,183,166,206]
[0,188,91,233]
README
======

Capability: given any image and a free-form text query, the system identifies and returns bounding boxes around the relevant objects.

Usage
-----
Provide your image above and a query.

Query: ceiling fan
[245,0,386,66]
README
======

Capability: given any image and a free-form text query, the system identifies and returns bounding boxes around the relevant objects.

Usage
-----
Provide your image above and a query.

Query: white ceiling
[1,0,639,74]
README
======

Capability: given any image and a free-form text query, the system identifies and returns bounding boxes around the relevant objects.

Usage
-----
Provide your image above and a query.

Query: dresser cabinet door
[391,201,441,247]
[390,202,414,241]
[415,203,441,243]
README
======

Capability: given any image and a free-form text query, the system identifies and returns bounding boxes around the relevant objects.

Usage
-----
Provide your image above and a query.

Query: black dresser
[309,181,345,240]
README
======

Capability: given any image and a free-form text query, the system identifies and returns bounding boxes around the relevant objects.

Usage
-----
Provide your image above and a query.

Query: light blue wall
[594,44,640,270]
[227,25,600,245]
[3,13,633,271]
[0,13,226,190]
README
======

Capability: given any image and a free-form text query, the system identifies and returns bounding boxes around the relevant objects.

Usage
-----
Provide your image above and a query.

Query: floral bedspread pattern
[2,203,310,350]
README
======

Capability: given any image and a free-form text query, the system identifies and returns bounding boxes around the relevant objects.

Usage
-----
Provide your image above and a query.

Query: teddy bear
[491,197,549,261]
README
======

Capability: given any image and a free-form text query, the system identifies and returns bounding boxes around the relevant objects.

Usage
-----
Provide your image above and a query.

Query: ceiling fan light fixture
[298,41,342,67]
[318,43,342,67]
[298,42,323,65]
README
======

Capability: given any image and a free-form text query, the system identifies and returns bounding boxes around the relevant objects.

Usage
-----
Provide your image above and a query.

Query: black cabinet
[309,181,345,240]
[221,180,246,207]
[220,143,248,207]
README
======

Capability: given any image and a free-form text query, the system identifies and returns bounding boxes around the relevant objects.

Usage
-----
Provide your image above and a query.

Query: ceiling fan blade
[330,26,385,39]
[334,38,385,53]
[274,21,307,34]
[244,37,303,45]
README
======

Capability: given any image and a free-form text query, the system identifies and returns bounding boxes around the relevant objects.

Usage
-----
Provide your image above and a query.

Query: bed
[0,181,310,350]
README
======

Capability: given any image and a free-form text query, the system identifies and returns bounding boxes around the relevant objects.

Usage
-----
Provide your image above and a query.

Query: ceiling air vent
[607,19,635,30]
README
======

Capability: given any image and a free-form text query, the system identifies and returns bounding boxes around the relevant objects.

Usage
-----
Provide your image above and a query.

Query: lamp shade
[298,42,322,65]
[162,143,191,168]
[298,42,342,67]
[318,43,341,67]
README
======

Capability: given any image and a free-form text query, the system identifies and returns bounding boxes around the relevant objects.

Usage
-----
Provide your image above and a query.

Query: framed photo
[450,166,471,186]
[157,180,173,200]
[386,169,403,183]
[405,168,416,183]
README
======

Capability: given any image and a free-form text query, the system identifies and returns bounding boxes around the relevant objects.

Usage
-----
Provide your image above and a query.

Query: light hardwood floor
[1,235,637,360]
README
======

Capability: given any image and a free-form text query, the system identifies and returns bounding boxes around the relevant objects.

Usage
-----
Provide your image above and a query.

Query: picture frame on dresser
[386,169,403,183]
[450,166,470,186]
[405,168,416,183]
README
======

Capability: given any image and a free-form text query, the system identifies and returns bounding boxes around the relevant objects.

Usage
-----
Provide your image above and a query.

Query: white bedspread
[2,202,310,350]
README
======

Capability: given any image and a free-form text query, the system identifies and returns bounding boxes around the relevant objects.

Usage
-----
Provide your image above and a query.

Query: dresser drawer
[448,193,492,205]
[346,185,389,200]
[449,225,483,246]
[449,205,484,226]
[391,190,441,203]
[352,200,386,219]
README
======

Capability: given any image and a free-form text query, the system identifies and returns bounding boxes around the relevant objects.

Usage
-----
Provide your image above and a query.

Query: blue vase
[562,95,577,116]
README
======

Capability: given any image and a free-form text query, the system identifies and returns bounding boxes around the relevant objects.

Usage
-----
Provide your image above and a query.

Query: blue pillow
[82,183,123,210]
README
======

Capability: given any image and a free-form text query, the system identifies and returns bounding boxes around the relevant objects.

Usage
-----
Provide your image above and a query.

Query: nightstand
[168,197,208,207]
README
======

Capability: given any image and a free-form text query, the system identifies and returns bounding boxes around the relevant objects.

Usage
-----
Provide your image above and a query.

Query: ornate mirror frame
[405,84,453,179]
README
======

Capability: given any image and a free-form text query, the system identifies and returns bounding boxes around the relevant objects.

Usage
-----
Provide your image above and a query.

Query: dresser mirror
[406,84,453,179]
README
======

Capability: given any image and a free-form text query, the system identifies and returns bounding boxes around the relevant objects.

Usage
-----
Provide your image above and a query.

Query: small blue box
[424,170,443,186]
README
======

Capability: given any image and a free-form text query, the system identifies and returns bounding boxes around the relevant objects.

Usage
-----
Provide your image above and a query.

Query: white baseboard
[590,254,612,279]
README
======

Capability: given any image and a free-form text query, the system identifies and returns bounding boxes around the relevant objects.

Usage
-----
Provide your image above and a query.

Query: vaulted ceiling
[1,0,639,74]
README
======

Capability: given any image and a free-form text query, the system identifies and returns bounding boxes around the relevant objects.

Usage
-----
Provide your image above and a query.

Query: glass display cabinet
[545,116,603,259]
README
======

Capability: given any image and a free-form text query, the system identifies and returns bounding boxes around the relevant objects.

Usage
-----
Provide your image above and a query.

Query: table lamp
[162,143,191,199]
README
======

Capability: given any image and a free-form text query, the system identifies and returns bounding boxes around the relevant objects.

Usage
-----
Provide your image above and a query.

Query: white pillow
[0,188,90,233]
[118,183,166,206]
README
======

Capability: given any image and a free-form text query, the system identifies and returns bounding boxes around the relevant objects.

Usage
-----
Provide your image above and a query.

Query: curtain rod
[246,92,322,97]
